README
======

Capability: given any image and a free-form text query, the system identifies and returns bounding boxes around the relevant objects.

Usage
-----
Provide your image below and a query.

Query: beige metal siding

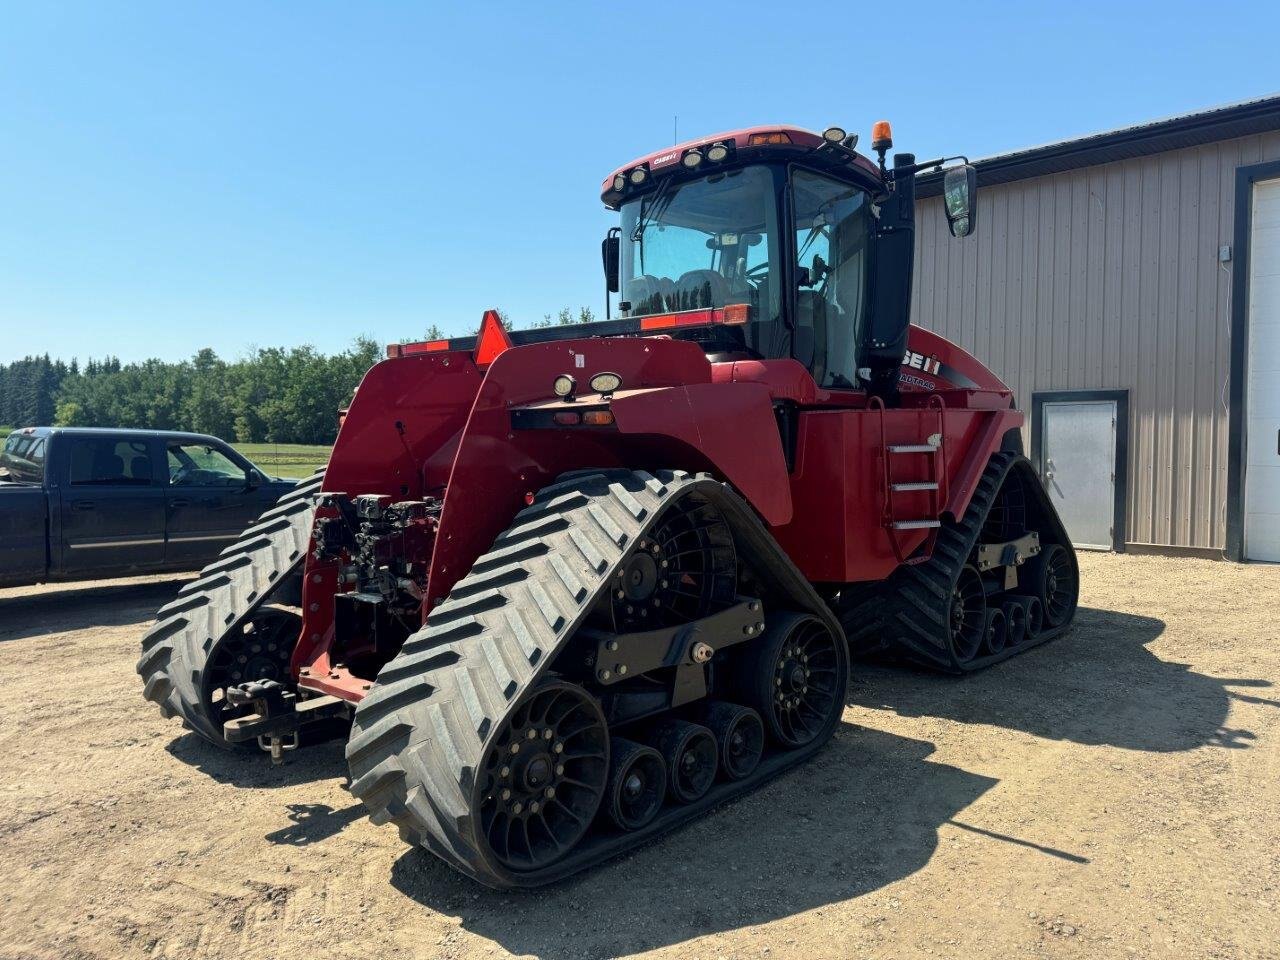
[912,131,1280,551]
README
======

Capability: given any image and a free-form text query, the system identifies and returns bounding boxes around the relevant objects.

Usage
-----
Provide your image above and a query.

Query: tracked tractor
[137,121,1079,888]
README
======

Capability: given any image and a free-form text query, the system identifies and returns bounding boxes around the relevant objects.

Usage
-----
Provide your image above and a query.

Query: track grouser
[138,120,1079,888]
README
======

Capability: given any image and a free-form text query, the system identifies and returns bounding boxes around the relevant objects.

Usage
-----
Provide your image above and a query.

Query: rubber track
[135,470,325,745]
[348,469,770,888]
[841,453,1075,672]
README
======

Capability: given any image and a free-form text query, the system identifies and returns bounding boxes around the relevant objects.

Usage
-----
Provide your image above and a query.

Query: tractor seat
[674,270,731,311]
[625,274,676,315]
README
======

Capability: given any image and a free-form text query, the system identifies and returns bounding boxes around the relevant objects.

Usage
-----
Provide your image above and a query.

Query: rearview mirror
[943,164,978,238]
[602,234,620,293]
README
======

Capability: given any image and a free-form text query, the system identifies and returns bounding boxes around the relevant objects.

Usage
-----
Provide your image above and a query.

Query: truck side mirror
[602,233,620,293]
[943,164,978,238]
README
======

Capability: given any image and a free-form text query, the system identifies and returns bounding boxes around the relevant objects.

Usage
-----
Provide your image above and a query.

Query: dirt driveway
[1,553,1277,960]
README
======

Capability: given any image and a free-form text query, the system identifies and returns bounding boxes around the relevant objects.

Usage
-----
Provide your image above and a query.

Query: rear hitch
[224,680,350,764]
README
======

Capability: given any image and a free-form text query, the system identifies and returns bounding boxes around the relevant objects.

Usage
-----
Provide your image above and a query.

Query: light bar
[639,303,751,331]
[748,132,791,146]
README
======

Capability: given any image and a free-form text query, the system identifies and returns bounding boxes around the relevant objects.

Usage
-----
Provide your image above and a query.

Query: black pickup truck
[0,427,300,588]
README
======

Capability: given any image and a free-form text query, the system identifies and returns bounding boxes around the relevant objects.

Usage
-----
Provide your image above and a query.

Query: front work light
[612,174,626,192]
[682,150,703,169]
[628,166,648,186]
[706,143,729,162]
[822,126,846,144]
[553,374,577,399]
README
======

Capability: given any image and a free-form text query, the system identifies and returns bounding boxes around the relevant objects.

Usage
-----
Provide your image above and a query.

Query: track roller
[605,739,666,831]
[1002,600,1027,647]
[1023,595,1045,638]
[702,701,764,781]
[650,720,717,804]
[983,607,1007,656]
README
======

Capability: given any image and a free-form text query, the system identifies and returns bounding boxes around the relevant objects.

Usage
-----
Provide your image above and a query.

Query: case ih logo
[651,151,680,168]
[902,350,942,375]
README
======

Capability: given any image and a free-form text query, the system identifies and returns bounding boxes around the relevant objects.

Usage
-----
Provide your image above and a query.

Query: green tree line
[0,340,381,445]
[0,307,597,445]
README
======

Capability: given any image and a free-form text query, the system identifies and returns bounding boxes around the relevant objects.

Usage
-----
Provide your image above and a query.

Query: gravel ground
[1,552,1277,960]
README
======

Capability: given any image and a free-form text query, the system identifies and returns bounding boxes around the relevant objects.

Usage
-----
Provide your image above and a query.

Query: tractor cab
[600,124,977,398]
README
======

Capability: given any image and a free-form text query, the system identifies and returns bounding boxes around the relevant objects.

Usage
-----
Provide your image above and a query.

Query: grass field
[233,442,331,477]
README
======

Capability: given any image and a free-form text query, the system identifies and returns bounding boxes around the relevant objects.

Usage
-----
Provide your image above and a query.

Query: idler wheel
[476,680,609,871]
[949,565,987,663]
[741,612,844,749]
[1028,543,1078,628]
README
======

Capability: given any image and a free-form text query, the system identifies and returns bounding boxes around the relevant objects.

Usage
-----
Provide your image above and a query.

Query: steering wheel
[171,464,192,485]
[743,262,770,285]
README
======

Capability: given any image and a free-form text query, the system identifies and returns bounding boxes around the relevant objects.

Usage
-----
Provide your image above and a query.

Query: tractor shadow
[851,606,1268,753]
[0,576,191,642]
[387,604,1265,955]
[390,726,1009,956]
[165,731,349,789]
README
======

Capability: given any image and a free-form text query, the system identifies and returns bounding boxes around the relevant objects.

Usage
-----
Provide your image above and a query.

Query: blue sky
[1,1,1277,364]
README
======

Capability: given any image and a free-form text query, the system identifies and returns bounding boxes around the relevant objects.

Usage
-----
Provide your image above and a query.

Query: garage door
[1246,178,1280,562]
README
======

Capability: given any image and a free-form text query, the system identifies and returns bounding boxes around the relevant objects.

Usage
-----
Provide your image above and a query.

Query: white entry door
[1041,400,1117,550]
[1246,178,1280,562]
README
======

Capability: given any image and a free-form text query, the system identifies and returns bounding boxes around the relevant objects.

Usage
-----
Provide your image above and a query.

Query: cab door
[58,435,167,575]
[163,439,263,566]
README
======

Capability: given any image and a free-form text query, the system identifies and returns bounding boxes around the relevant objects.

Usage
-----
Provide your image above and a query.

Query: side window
[790,169,873,389]
[68,438,155,486]
[168,442,245,486]
[1,434,47,483]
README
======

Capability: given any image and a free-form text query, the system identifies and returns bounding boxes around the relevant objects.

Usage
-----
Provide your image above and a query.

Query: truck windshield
[619,165,782,354]
[1,433,47,484]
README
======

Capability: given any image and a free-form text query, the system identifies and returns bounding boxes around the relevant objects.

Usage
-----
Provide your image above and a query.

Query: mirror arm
[898,155,970,179]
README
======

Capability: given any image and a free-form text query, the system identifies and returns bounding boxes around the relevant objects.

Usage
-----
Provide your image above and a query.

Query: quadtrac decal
[899,350,979,390]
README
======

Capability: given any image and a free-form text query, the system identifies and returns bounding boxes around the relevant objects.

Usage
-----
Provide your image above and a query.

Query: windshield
[620,165,782,355]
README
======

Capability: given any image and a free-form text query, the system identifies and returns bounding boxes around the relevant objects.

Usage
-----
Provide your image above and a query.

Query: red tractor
[138,121,1078,888]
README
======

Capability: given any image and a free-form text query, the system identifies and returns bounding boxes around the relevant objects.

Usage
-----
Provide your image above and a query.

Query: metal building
[911,95,1280,561]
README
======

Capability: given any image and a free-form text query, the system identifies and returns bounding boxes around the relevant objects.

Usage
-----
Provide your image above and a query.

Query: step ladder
[872,395,948,565]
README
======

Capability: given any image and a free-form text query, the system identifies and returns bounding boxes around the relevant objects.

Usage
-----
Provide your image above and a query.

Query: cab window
[167,442,246,487]
[790,169,873,389]
[68,438,155,485]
